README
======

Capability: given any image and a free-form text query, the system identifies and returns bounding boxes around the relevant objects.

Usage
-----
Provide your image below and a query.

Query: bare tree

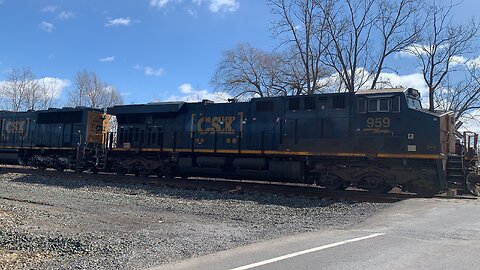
[0,67,37,111]
[269,0,421,93]
[407,2,478,111]
[36,78,61,109]
[435,63,480,123]
[269,0,331,94]
[68,70,123,109]
[100,85,124,108]
[211,44,287,98]
[322,0,377,93]
[0,67,61,111]
[369,0,423,89]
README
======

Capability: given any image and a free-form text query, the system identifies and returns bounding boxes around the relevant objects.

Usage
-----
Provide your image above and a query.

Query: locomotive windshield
[406,97,422,110]
[406,88,422,110]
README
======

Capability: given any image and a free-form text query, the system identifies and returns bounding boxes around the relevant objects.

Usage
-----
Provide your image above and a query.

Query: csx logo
[197,116,236,135]
[5,120,26,134]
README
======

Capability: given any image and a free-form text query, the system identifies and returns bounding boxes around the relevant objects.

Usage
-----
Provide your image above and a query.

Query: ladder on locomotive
[97,132,114,170]
[446,131,479,192]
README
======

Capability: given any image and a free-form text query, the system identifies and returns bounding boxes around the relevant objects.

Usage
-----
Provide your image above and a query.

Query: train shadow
[1,166,343,209]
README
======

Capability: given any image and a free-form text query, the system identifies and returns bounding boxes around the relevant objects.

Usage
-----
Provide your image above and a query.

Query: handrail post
[214,131,217,153]
[238,131,242,154]
[191,131,195,152]
[261,131,265,154]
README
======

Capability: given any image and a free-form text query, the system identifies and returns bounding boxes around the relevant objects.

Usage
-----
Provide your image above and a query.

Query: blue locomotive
[0,88,477,196]
[0,107,108,171]
[105,88,480,196]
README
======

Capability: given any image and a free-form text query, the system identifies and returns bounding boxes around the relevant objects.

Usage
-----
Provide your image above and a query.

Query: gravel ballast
[0,169,390,269]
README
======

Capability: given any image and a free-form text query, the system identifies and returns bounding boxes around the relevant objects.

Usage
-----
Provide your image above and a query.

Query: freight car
[104,88,480,196]
[0,107,109,172]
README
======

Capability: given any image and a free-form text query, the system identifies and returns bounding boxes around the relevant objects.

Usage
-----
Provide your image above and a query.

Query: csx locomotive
[0,107,108,172]
[1,88,479,196]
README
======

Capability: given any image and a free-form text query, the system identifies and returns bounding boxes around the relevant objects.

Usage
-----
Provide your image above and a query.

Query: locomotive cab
[354,88,452,195]
[362,88,478,195]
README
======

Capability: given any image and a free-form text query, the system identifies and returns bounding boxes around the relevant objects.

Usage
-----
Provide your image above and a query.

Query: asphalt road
[149,198,480,270]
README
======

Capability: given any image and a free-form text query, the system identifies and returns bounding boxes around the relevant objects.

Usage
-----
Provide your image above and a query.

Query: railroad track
[0,165,476,203]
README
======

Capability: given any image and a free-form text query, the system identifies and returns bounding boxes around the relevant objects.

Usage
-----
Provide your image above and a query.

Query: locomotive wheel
[133,164,149,177]
[156,166,171,178]
[359,176,391,194]
[90,167,98,174]
[112,162,127,175]
[320,174,347,191]
[465,173,480,196]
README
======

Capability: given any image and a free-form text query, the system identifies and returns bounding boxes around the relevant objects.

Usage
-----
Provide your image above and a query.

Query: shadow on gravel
[3,167,338,209]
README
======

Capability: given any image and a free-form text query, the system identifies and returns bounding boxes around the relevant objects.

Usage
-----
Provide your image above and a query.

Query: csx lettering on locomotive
[196,115,236,134]
[5,120,27,134]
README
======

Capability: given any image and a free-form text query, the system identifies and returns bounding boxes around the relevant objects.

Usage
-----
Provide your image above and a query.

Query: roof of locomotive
[106,88,419,116]
[108,101,185,114]
[0,106,102,116]
[39,107,104,113]
[355,87,410,95]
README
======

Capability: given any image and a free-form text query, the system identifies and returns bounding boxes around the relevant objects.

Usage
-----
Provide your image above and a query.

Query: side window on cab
[368,99,377,112]
[378,99,389,112]
[362,96,400,113]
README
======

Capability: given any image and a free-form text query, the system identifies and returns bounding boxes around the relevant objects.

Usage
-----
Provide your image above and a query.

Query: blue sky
[0,0,276,104]
[0,0,479,106]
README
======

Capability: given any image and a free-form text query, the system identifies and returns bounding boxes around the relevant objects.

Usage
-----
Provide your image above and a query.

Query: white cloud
[58,11,75,20]
[398,44,467,67]
[99,56,115,62]
[166,83,231,102]
[150,0,239,13]
[208,0,239,12]
[462,112,480,134]
[466,55,480,68]
[105,17,132,27]
[41,5,58,12]
[179,83,194,94]
[186,8,197,17]
[373,72,429,99]
[38,21,54,33]
[398,44,438,58]
[319,69,429,103]
[450,55,467,65]
[150,0,173,8]
[133,65,164,77]
[37,77,70,98]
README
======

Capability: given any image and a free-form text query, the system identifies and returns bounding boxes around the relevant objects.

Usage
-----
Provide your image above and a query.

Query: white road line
[229,233,386,270]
